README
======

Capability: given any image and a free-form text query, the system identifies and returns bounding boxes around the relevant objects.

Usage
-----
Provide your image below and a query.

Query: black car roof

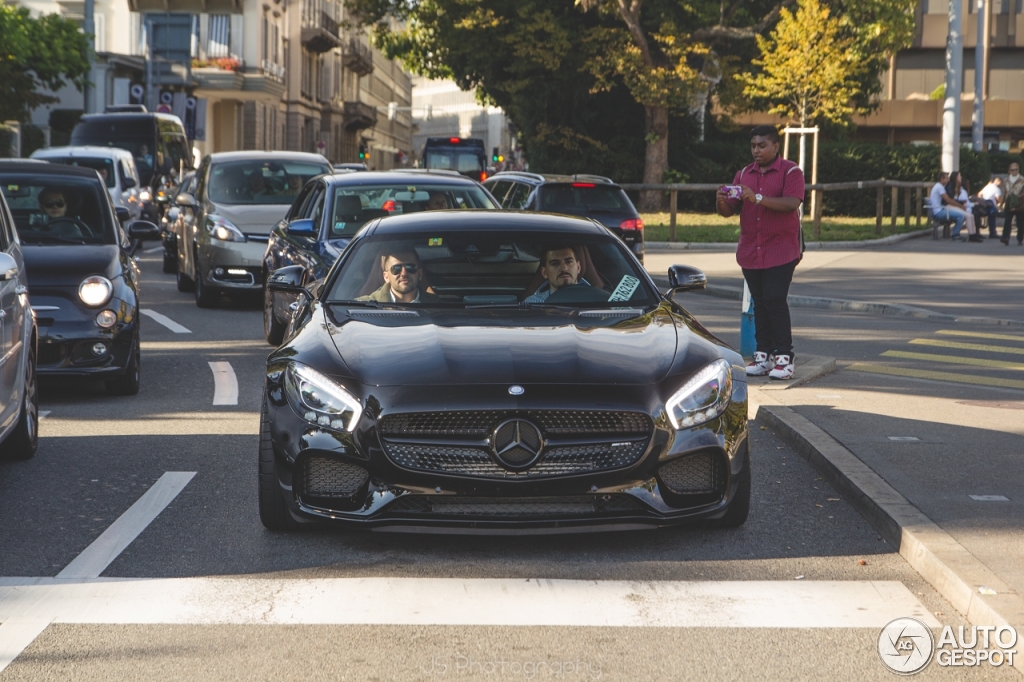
[365,210,611,236]
[321,170,485,187]
[488,172,618,186]
[0,162,102,179]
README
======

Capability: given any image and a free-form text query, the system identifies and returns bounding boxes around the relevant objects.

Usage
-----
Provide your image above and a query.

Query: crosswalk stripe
[848,362,1024,390]
[936,329,1024,343]
[0,578,939,629]
[908,338,1024,356]
[881,350,1024,371]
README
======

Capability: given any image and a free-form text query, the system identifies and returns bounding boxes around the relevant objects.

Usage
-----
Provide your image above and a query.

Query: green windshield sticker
[428,237,443,246]
[608,275,640,302]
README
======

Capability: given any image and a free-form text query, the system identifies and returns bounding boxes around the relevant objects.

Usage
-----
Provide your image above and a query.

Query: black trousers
[1002,209,1024,243]
[742,258,798,358]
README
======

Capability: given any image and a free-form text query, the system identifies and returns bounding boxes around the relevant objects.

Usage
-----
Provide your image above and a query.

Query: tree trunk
[639,104,669,212]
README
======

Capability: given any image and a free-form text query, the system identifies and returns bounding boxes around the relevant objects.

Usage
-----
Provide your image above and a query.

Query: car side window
[194,158,210,200]
[506,183,532,210]
[287,183,315,221]
[309,185,327,230]
[486,180,513,205]
[0,197,11,251]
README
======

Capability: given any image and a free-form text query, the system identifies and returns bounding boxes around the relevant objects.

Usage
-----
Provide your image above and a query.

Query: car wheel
[176,261,194,292]
[194,257,217,309]
[162,248,177,274]
[707,470,751,528]
[106,331,141,396]
[258,395,300,531]
[264,282,286,346]
[2,339,38,461]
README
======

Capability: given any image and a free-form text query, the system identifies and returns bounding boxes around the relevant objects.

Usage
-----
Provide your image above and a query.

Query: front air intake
[301,457,369,498]
[658,452,726,495]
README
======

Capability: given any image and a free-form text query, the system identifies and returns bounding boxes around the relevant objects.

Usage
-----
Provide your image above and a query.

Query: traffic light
[358,143,367,160]
[492,147,499,163]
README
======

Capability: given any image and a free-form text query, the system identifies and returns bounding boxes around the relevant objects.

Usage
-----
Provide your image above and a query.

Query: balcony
[301,11,341,53]
[342,37,373,77]
[342,101,376,131]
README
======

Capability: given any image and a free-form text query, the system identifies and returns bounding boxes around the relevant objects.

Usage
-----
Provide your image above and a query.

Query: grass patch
[641,212,927,243]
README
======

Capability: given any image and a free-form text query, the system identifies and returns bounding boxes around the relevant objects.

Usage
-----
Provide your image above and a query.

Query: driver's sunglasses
[388,263,419,275]
[43,199,65,209]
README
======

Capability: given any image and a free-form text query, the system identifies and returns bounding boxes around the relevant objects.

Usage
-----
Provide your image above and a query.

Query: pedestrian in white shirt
[929,171,966,239]
[978,177,1003,238]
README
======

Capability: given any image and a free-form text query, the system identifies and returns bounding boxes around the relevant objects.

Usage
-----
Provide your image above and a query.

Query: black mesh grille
[387,495,644,517]
[302,457,369,497]
[379,410,651,438]
[38,343,66,367]
[384,441,648,479]
[658,453,726,495]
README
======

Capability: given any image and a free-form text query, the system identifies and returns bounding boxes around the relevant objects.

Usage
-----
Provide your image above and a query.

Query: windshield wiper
[21,234,87,245]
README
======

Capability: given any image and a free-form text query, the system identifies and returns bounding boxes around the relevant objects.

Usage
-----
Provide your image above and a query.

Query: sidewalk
[644,234,1024,325]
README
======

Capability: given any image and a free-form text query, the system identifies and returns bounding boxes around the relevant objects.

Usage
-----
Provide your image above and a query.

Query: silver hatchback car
[175,151,332,307]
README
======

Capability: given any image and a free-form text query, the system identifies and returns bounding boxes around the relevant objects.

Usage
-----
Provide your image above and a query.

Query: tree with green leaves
[0,5,91,123]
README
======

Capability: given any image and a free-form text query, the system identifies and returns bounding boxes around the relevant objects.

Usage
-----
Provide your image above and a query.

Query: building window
[208,15,230,58]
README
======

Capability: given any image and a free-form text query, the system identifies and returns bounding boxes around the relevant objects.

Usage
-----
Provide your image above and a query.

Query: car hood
[211,203,290,235]
[324,307,680,386]
[22,244,121,287]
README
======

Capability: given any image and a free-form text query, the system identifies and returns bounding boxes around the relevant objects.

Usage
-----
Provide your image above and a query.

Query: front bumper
[32,294,137,377]
[265,381,749,532]
[200,240,267,291]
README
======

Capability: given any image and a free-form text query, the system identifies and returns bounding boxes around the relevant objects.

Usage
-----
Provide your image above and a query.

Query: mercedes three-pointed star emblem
[491,418,544,470]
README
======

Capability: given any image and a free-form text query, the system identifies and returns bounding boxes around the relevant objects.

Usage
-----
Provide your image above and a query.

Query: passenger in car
[357,250,439,304]
[425,191,448,210]
[523,246,590,303]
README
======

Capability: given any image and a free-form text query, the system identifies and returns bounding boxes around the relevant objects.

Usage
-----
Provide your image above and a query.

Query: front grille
[387,494,644,517]
[379,410,651,439]
[301,457,369,497]
[658,452,726,495]
[38,342,67,367]
[384,441,648,479]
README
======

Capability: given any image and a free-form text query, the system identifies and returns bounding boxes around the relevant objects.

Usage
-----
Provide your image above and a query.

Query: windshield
[327,231,655,308]
[424,150,484,173]
[0,175,117,245]
[539,185,632,214]
[41,157,116,188]
[329,184,498,237]
[210,160,330,205]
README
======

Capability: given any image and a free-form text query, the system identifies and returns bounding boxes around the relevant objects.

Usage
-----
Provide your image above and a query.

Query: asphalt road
[0,249,1015,681]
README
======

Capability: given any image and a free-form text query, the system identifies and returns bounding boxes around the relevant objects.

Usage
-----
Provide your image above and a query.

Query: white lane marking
[969,495,1009,501]
[887,436,920,442]
[208,361,238,406]
[0,619,50,674]
[143,246,163,254]
[140,309,192,334]
[0,579,938,629]
[38,411,50,420]
[57,472,196,580]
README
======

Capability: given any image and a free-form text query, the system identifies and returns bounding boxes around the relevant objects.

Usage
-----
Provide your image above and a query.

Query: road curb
[645,227,932,252]
[752,398,1024,673]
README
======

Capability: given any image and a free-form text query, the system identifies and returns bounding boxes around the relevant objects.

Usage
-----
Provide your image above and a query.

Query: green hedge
[664,140,1023,217]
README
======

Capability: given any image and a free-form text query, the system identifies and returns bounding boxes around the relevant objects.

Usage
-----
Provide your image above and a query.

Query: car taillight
[619,218,644,231]
[480,171,488,182]
[382,200,396,212]
[572,182,595,188]
[449,137,461,144]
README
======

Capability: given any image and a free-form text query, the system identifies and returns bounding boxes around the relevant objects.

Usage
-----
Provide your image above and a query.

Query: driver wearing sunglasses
[358,250,438,304]
[38,188,68,219]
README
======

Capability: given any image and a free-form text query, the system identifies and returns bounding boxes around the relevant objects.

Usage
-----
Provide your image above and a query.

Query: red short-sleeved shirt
[726,154,805,270]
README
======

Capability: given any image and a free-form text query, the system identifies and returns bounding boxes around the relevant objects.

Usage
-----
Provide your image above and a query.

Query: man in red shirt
[716,125,804,380]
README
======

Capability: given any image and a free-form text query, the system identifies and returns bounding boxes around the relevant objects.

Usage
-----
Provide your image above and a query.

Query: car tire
[162,249,177,274]
[264,283,286,346]
[106,331,141,396]
[258,396,300,531]
[707,470,751,528]
[194,257,217,309]
[176,262,194,292]
[2,339,38,461]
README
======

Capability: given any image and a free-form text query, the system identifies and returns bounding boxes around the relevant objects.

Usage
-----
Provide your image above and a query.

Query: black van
[71,113,193,188]
[421,137,488,182]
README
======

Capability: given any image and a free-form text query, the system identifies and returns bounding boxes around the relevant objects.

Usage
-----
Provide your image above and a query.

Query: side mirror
[115,206,131,223]
[166,207,180,222]
[175,193,198,209]
[667,265,707,297]
[122,177,137,190]
[286,218,316,237]
[267,265,311,298]
[127,220,162,241]
[0,252,18,281]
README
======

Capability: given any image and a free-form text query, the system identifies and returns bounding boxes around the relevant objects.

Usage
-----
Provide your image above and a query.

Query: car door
[0,197,25,427]
[505,182,533,210]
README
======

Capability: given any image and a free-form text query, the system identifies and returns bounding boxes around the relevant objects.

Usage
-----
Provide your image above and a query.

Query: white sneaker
[746,352,774,376]
[769,355,795,380]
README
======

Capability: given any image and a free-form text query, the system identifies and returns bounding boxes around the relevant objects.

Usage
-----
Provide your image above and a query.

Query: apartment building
[732,0,1024,151]
[410,76,513,165]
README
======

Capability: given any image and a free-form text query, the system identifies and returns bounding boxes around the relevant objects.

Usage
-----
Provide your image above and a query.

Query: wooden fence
[619,180,933,241]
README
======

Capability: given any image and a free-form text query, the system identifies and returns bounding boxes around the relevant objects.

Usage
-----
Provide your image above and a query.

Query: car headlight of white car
[666,359,733,430]
[207,215,246,242]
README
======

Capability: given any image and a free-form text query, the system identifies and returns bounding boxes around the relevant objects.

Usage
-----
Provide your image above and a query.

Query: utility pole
[942,0,963,172]
[972,0,989,151]
[83,0,95,113]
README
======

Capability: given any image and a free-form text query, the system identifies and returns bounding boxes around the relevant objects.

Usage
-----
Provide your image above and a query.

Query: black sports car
[261,211,748,532]
[0,163,161,395]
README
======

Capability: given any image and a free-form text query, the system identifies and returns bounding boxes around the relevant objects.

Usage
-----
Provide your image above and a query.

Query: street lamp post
[942,0,964,172]
[83,0,95,113]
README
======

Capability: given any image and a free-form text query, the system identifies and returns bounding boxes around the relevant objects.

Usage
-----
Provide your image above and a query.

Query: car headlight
[139,190,152,202]
[207,216,246,242]
[79,276,113,307]
[284,363,363,432]
[665,359,733,430]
